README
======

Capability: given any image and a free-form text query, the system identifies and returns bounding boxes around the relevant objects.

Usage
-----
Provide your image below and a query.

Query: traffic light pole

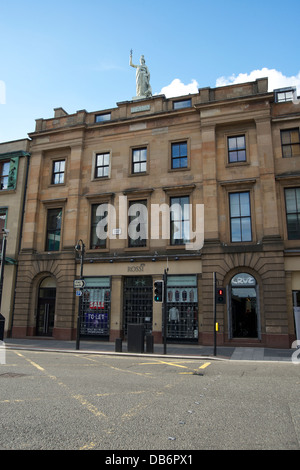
[213,272,217,357]
[163,268,168,355]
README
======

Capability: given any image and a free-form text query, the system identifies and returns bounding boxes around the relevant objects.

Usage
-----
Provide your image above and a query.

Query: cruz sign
[231,273,256,287]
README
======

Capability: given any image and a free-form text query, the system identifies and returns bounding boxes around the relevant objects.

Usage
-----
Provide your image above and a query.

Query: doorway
[230,273,259,339]
[36,277,56,336]
[123,276,153,335]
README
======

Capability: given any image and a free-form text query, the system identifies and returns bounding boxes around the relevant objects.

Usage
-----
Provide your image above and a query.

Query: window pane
[128,200,147,246]
[54,161,60,173]
[228,137,236,150]
[236,136,245,148]
[229,151,238,162]
[238,150,246,161]
[103,153,110,166]
[230,193,241,217]
[231,218,241,242]
[241,217,252,241]
[90,204,107,249]
[286,189,297,212]
[133,150,140,162]
[95,113,111,122]
[172,144,180,158]
[182,220,190,243]
[170,196,189,245]
[240,192,250,216]
[97,154,104,166]
[1,162,10,175]
[179,142,187,156]
[173,99,191,109]
[292,144,300,156]
[296,188,300,208]
[46,209,62,251]
[291,129,299,143]
[180,157,188,167]
[282,146,292,158]
[287,214,300,240]
[281,130,291,145]
[140,148,147,161]
[172,158,180,169]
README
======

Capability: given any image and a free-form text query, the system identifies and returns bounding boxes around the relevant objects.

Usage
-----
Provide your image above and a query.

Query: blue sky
[1,0,300,143]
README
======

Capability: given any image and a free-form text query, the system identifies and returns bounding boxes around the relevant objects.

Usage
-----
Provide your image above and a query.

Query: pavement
[2,337,297,362]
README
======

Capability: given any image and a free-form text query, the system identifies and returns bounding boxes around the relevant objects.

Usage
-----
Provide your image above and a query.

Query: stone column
[201,124,219,241]
[255,117,280,239]
[110,275,123,341]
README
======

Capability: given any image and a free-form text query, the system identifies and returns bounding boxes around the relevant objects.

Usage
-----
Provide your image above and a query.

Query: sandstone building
[0,139,30,336]
[11,78,300,348]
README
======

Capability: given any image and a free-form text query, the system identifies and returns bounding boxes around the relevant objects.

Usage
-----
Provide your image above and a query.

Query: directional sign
[74,279,85,289]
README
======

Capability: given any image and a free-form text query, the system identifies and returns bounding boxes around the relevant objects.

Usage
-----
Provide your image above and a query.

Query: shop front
[228,273,261,340]
[166,275,198,342]
[80,277,111,340]
[76,258,202,344]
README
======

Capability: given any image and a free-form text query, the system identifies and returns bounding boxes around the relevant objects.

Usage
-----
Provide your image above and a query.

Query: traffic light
[215,287,226,304]
[154,280,164,303]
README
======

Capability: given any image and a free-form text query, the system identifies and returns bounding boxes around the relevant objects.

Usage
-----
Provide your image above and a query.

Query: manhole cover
[0,372,27,378]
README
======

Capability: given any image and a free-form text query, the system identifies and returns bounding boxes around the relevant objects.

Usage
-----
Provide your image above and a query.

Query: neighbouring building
[0,139,30,337]
[11,78,300,348]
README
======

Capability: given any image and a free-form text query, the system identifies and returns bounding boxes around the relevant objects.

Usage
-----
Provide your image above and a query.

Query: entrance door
[123,276,153,335]
[230,273,258,339]
[36,277,56,336]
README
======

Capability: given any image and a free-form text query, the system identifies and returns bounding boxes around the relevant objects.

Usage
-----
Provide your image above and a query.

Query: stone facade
[0,139,30,336]
[11,79,300,348]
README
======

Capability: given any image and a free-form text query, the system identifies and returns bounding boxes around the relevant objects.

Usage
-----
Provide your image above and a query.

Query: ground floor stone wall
[11,246,300,349]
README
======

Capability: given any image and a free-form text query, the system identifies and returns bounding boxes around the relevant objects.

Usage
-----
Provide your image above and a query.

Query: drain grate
[0,372,27,378]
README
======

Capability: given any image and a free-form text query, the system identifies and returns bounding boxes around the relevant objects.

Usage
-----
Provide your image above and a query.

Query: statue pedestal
[132,95,148,101]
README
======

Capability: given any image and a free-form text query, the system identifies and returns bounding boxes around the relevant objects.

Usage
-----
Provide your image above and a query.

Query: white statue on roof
[129,50,152,99]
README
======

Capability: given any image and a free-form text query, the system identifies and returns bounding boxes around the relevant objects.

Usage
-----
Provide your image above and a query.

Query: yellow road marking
[72,394,106,418]
[139,359,211,372]
[155,360,191,369]
[79,442,96,450]
[199,362,211,369]
[13,351,107,419]
[15,352,45,371]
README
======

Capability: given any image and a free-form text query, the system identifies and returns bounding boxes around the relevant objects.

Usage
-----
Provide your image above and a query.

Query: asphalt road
[1,349,300,451]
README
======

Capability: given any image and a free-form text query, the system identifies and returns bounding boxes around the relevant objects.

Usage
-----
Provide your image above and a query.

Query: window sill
[225,161,249,168]
[129,171,149,177]
[91,176,110,182]
[0,188,16,194]
[124,246,149,251]
[49,183,66,188]
[168,167,190,173]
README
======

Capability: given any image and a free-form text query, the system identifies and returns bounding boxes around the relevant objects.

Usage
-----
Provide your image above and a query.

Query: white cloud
[159,78,199,97]
[216,68,300,95]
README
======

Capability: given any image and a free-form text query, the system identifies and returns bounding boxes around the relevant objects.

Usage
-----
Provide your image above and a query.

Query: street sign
[76,290,82,296]
[74,279,85,289]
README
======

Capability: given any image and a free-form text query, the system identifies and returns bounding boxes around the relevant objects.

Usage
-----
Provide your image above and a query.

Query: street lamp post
[0,229,9,309]
[75,239,85,350]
